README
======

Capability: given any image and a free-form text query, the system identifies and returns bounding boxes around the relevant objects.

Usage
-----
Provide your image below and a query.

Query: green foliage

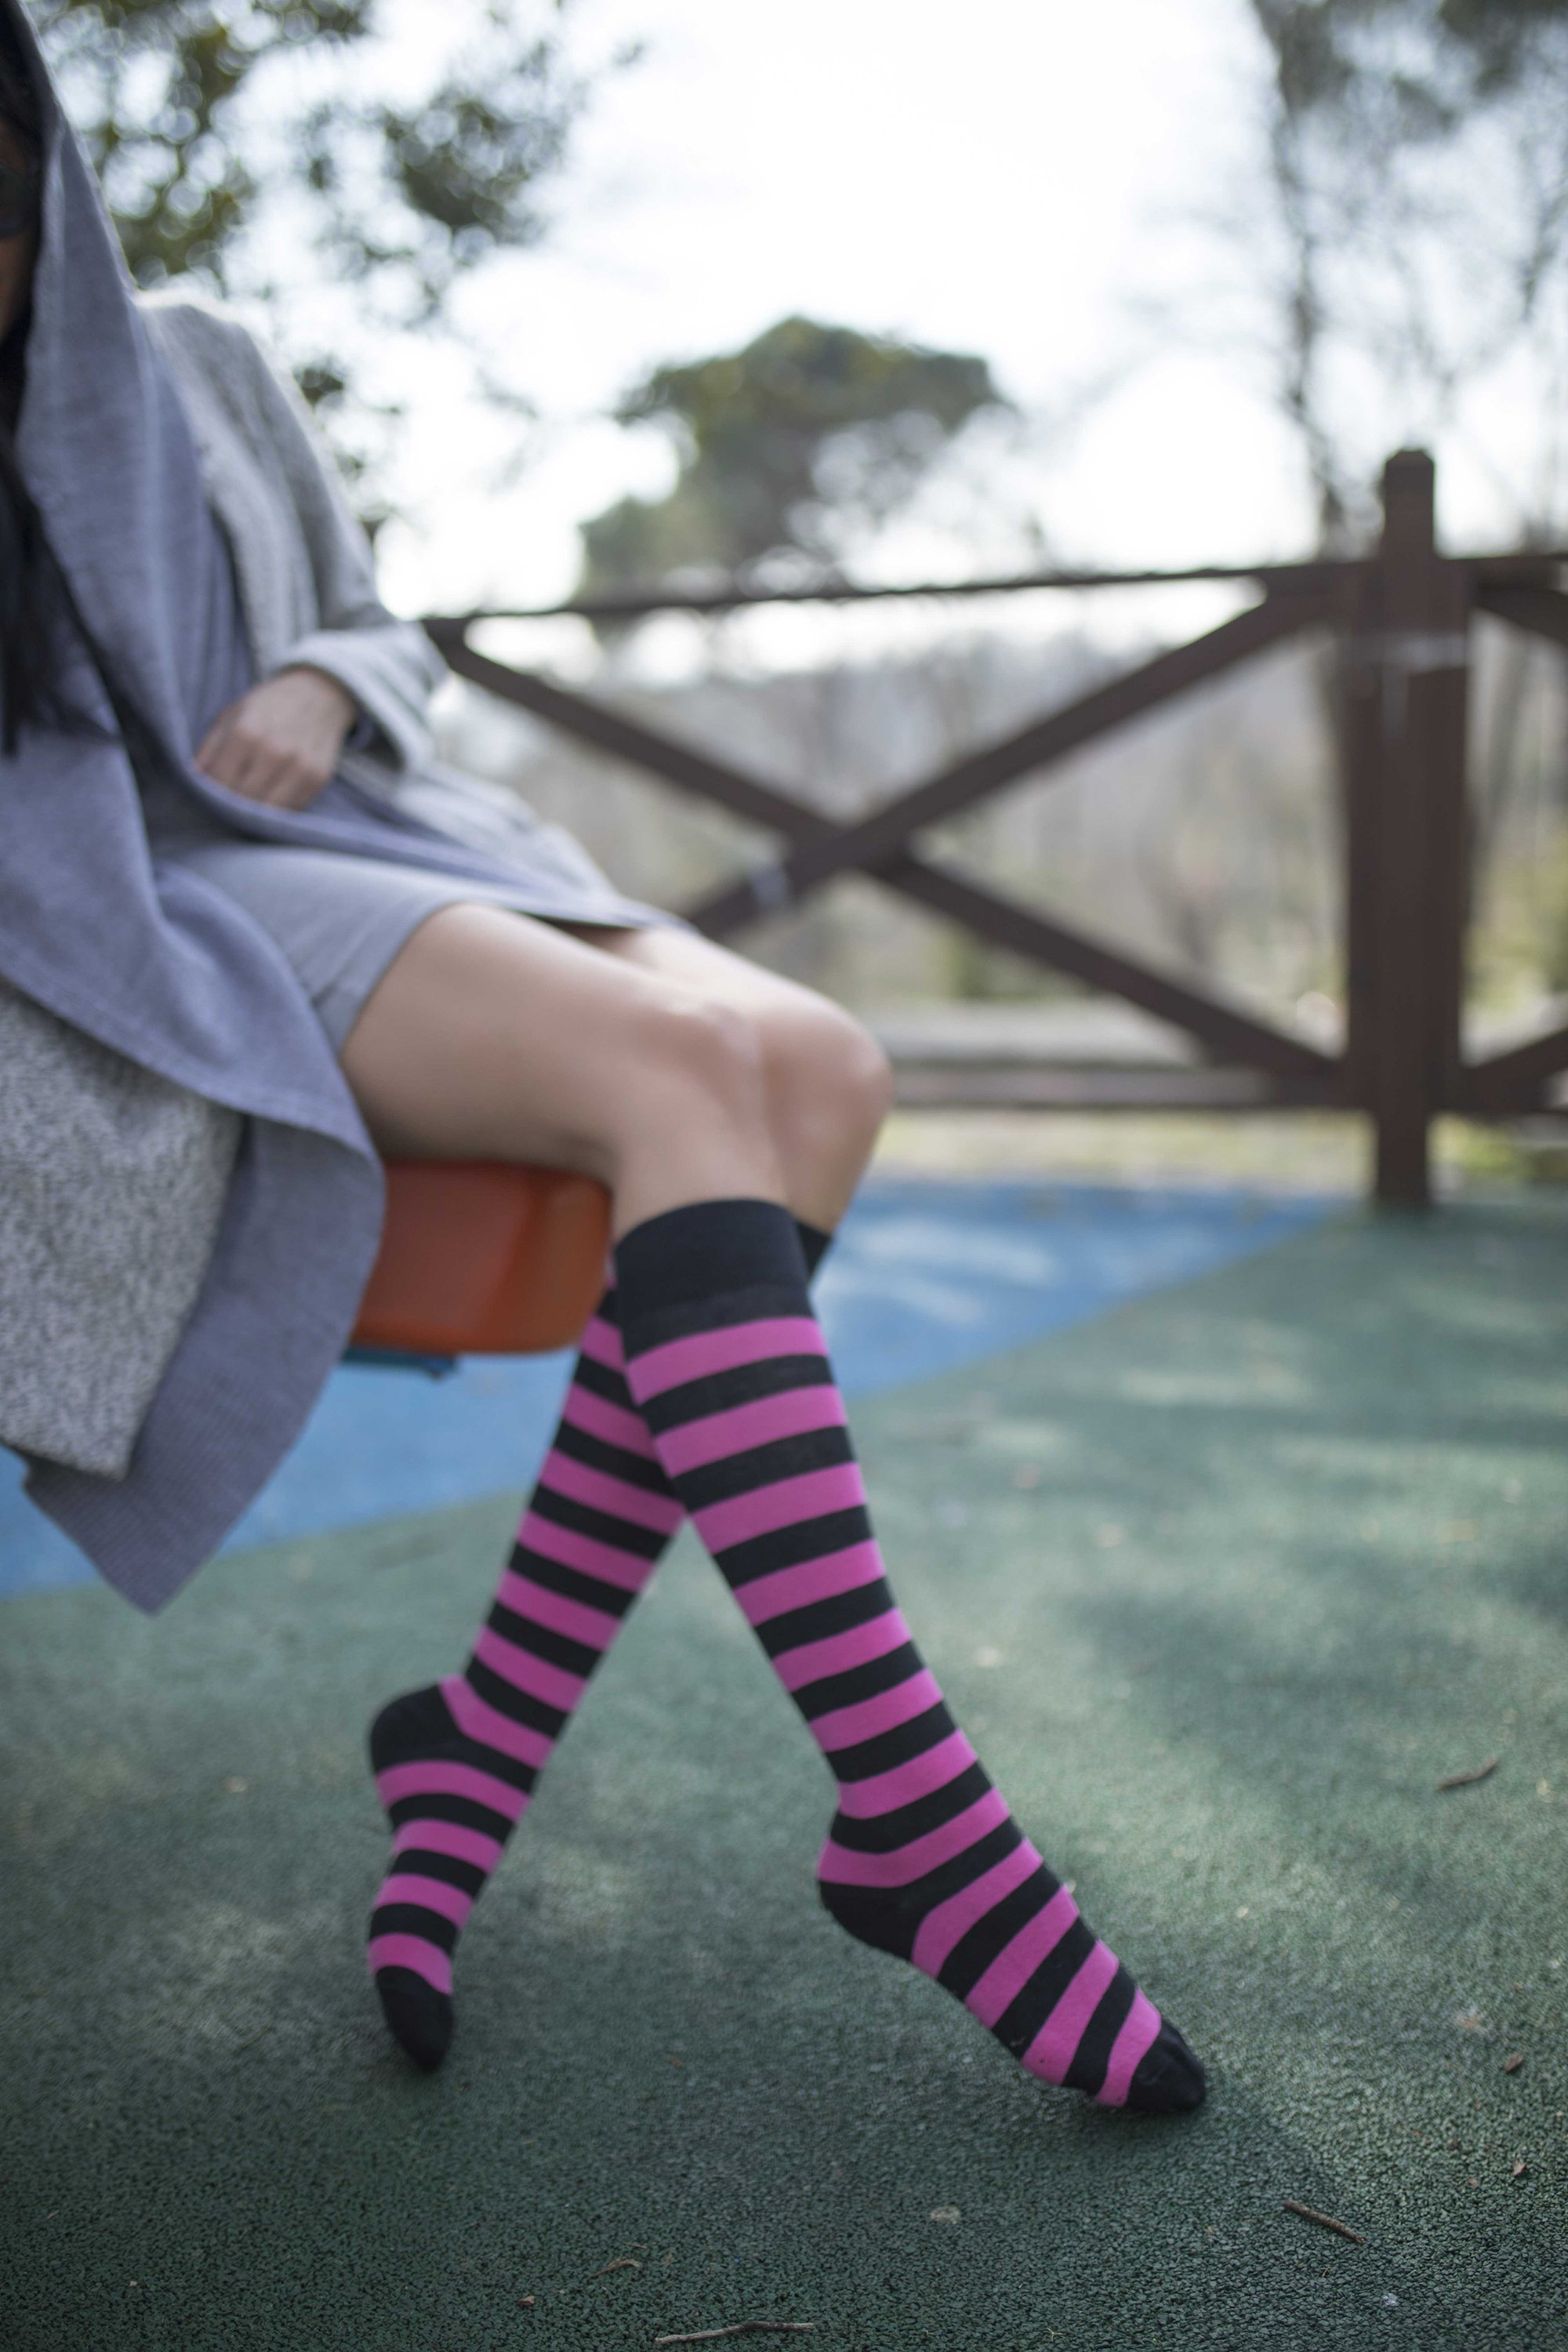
[31,0,583,307]
[579,315,1008,597]
[28,0,592,510]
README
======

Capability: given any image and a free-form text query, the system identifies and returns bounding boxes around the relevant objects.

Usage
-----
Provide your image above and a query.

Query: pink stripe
[547,1451,684,1534]
[774,1607,910,1693]
[375,1758,528,1822]
[966,1883,1080,2030]
[1021,1940,1120,2082]
[695,1461,866,1556]
[833,1725,977,1820]
[496,1567,621,1651]
[517,1508,661,1593]
[366,1933,452,1994]
[818,1788,1011,1891]
[910,1838,1041,1976]
[391,1819,502,1871]
[735,1540,884,1631]
[811,1668,944,1755]
[1097,1988,1163,2107]
[473,1626,587,1715]
[377,1873,474,1927]
[626,1316,825,1402]
[561,1384,660,1461]
[577,1315,626,1370]
[443,1675,554,1770]
[658,1384,844,1475]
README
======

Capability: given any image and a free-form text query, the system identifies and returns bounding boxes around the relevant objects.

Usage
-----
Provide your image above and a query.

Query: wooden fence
[424,448,1568,1207]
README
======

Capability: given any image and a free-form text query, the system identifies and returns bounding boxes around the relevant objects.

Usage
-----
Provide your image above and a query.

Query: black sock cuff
[614,1197,810,1319]
[797,1218,833,1277]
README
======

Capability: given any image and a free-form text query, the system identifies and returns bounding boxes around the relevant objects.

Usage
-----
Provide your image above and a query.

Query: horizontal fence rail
[426,449,1568,1206]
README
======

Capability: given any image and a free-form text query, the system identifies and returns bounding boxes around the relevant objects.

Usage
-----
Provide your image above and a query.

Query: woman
[0,7,1202,2111]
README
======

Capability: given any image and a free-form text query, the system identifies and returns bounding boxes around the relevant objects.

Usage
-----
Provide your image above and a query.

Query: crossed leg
[339,906,894,1235]
[344,904,888,2058]
[343,903,1203,2114]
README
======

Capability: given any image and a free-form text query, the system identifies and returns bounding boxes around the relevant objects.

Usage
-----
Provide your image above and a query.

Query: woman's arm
[142,296,447,784]
[237,332,447,770]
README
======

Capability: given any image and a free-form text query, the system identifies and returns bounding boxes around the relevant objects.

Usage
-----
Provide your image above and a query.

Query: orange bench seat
[350,1161,612,1359]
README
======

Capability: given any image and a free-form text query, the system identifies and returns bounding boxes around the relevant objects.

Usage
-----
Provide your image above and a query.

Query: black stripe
[487,1598,601,1681]
[827,1759,991,1854]
[370,1902,459,1954]
[572,1353,637,1409]
[387,1791,521,1838]
[891,1817,1025,1917]
[720,1504,873,1592]
[1062,1965,1138,2096]
[828,1700,956,1786]
[593,1288,622,1329]
[675,1425,854,1512]
[552,1417,672,1497]
[757,1576,896,1661]
[619,1275,808,1349]
[528,1483,668,1561]
[815,1818,1026,1961]
[637,1354,832,1436]
[372,1708,537,1791]
[507,1541,636,1621]
[466,1657,568,1742]
[796,1639,923,1722]
[387,1849,487,1898]
[938,1864,1062,1999]
[990,1918,1099,2060]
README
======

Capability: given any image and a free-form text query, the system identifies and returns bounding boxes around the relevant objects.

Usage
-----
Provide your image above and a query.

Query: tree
[32,0,602,506]
[577,315,1011,600]
[1232,0,1568,549]
[1189,1,1568,948]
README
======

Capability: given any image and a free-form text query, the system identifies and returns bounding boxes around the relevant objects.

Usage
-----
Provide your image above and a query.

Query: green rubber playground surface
[2,1198,1565,2351]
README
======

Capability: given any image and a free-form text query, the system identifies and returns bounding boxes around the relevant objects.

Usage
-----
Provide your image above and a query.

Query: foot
[818,1799,1205,2114]
[366,1683,529,2071]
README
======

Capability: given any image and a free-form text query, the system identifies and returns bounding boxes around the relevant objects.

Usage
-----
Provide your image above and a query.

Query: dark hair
[0,16,65,757]
[0,20,158,770]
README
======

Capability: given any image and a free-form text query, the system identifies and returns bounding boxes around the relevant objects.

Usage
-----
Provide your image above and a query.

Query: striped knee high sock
[615,1199,1204,2114]
[368,1232,829,2071]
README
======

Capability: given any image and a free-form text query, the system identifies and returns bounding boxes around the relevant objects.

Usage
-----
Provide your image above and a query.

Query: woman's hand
[194,666,358,810]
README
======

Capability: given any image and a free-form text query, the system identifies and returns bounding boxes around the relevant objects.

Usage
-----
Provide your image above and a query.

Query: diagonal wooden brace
[1474,581,1568,654]
[1457,1022,1568,1115]
[683,589,1330,934]
[426,597,1340,1087]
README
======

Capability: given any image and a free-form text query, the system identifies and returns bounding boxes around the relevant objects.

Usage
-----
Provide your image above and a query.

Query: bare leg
[353,905,891,2067]
[339,907,893,1234]
[582,926,893,1232]
[340,906,784,1236]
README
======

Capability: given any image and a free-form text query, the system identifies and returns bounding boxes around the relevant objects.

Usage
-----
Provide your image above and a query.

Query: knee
[631,983,771,1123]
[768,1001,895,1155]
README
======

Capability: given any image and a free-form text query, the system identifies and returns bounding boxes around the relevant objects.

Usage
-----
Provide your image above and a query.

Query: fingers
[196,723,325,807]
[193,706,235,780]
[191,688,337,808]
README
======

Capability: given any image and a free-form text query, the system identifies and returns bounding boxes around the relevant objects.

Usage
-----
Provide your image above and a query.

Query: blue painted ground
[0,1178,1335,1599]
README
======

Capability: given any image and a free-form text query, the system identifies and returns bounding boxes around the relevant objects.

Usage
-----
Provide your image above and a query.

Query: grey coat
[1,2,657,1610]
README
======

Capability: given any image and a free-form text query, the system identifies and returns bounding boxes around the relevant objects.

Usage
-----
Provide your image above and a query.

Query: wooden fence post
[1341,451,1471,1206]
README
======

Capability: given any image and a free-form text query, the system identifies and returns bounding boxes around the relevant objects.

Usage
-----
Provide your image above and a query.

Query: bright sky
[369,0,1302,623]
[368,0,1512,638]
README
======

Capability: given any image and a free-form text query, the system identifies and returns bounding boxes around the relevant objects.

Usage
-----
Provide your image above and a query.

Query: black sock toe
[375,1966,454,2071]
[1124,2020,1206,2114]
